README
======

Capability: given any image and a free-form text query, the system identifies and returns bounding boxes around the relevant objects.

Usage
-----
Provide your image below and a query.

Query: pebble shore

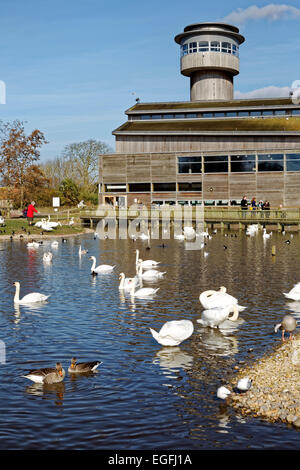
[226,334,300,428]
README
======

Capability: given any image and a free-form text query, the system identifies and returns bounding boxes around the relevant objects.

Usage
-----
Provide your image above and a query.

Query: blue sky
[0,0,299,161]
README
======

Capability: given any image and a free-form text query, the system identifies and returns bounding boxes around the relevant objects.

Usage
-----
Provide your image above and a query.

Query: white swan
[130,282,159,298]
[89,256,115,274]
[137,262,165,280]
[119,272,139,291]
[51,241,59,248]
[69,217,74,226]
[0,216,5,225]
[149,320,194,346]
[13,281,49,304]
[135,249,160,269]
[262,228,272,239]
[197,305,240,328]
[199,286,246,311]
[27,240,40,248]
[43,251,53,262]
[283,282,300,300]
[79,245,88,256]
[46,215,61,228]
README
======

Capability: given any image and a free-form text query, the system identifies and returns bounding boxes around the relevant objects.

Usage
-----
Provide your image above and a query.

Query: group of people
[240,196,270,212]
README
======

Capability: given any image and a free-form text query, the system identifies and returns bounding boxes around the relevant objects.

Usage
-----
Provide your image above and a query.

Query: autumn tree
[0,120,48,208]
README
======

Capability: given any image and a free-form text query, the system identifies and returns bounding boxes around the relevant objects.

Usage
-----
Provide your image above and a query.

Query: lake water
[0,229,299,450]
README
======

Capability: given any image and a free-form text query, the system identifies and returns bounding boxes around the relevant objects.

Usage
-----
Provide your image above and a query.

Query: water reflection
[152,347,193,371]
[25,382,65,404]
[197,328,239,356]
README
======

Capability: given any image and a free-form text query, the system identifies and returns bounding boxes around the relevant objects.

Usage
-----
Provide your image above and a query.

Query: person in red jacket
[27,201,38,225]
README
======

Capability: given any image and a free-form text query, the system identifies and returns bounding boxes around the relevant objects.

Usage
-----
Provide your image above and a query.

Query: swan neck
[14,284,20,302]
[91,257,96,270]
[228,305,239,321]
[119,274,124,289]
[135,250,139,265]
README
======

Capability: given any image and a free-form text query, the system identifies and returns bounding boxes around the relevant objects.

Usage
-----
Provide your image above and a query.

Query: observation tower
[174,22,245,101]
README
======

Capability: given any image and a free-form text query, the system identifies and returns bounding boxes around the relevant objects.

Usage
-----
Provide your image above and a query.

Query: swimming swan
[130,283,159,298]
[119,272,139,291]
[150,320,194,346]
[43,251,53,262]
[197,305,240,328]
[262,228,272,239]
[79,245,88,256]
[199,286,246,311]
[89,256,115,274]
[135,249,160,269]
[23,363,65,384]
[13,281,50,304]
[283,282,300,300]
[137,262,165,280]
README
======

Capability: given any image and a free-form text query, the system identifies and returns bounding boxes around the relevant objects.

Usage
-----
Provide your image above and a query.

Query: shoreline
[0,227,95,241]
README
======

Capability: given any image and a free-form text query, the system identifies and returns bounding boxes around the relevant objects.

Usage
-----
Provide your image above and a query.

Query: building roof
[113,116,300,135]
[126,97,295,113]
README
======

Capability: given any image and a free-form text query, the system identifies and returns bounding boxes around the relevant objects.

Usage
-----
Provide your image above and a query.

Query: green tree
[59,178,80,205]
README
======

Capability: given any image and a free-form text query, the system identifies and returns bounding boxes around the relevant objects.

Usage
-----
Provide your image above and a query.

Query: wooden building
[99,22,300,208]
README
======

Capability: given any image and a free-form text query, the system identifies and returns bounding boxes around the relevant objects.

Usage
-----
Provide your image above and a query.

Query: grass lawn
[0,218,85,237]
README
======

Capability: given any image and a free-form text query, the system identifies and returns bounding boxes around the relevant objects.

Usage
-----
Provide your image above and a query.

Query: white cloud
[234,85,290,99]
[222,4,300,24]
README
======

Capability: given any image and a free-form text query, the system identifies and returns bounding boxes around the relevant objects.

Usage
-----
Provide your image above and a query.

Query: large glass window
[178,182,202,192]
[292,109,300,115]
[186,113,198,118]
[202,112,214,118]
[199,41,209,52]
[231,154,256,172]
[151,114,162,119]
[204,155,228,173]
[140,114,151,120]
[181,44,188,56]
[286,153,300,171]
[232,44,238,56]
[258,154,283,171]
[210,41,220,52]
[262,110,273,116]
[178,157,202,174]
[189,42,197,53]
[128,183,151,192]
[153,183,176,192]
[221,42,232,53]
[250,111,261,116]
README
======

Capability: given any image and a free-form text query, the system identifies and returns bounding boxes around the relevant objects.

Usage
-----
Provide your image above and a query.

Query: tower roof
[174,22,245,45]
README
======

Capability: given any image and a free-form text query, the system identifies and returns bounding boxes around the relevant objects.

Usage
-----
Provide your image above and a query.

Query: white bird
[130,282,159,298]
[199,286,246,311]
[119,272,139,291]
[13,281,49,304]
[217,386,231,399]
[69,217,74,226]
[51,241,59,248]
[43,251,53,262]
[0,216,5,225]
[46,215,61,228]
[89,256,115,275]
[137,262,165,280]
[237,377,252,391]
[262,228,272,239]
[27,240,40,248]
[135,249,160,269]
[79,245,88,256]
[149,320,194,346]
[197,305,240,328]
[283,282,300,301]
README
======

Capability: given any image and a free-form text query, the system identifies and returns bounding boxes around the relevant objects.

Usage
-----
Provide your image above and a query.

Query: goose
[135,249,160,269]
[130,282,159,298]
[199,286,246,311]
[237,377,252,391]
[262,228,272,239]
[89,256,115,275]
[79,245,88,256]
[283,282,300,300]
[13,281,49,304]
[51,241,59,248]
[137,262,165,280]
[217,386,231,399]
[149,320,194,346]
[119,272,139,291]
[197,305,240,328]
[23,363,65,384]
[274,314,297,341]
[43,251,53,262]
[68,357,102,373]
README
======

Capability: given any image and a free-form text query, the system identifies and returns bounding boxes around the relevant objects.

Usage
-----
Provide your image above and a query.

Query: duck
[68,357,102,373]
[199,286,246,311]
[130,283,159,298]
[135,249,160,269]
[149,320,194,346]
[197,304,240,328]
[137,261,165,280]
[23,362,65,384]
[79,245,88,256]
[283,282,300,300]
[274,314,297,341]
[89,256,115,275]
[43,251,53,262]
[13,281,50,304]
[119,272,139,291]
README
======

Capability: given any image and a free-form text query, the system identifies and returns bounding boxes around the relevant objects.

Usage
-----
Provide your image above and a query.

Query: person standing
[27,201,38,226]
[240,195,248,218]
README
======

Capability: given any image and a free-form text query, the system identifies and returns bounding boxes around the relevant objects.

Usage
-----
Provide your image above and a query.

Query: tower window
[210,41,220,52]
[199,41,209,52]
[221,42,232,54]
[188,42,197,53]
